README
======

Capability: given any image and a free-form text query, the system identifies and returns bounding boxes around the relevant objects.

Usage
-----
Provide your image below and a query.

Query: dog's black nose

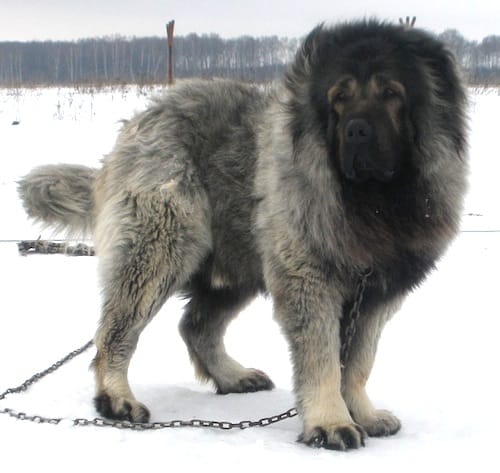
[344,119,372,144]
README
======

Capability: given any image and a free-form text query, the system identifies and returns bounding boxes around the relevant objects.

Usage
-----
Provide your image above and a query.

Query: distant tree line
[0,34,298,86]
[439,29,500,84]
[0,30,499,86]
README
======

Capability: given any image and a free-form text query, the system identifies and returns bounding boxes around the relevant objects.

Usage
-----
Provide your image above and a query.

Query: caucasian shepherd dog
[19,20,468,450]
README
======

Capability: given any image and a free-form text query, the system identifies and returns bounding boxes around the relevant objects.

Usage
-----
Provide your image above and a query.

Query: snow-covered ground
[0,85,499,471]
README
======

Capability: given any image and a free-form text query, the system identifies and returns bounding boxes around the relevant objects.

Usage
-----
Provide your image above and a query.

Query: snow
[0,85,499,471]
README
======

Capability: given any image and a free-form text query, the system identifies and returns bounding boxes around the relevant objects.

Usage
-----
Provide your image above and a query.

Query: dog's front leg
[268,263,366,450]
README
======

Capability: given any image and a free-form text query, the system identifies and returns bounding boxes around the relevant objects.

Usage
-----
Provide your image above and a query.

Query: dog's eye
[383,88,398,100]
[333,91,349,103]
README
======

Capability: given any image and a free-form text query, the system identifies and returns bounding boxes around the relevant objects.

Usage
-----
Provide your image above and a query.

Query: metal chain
[0,339,297,430]
[340,268,373,370]
[71,407,299,431]
[0,270,371,431]
[0,340,94,426]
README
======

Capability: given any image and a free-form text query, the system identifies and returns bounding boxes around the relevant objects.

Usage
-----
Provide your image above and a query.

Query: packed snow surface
[0,85,499,471]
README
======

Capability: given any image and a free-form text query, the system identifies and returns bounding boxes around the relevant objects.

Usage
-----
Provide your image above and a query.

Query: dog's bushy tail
[18,164,98,236]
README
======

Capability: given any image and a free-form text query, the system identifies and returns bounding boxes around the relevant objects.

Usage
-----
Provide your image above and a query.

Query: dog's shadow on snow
[134,384,298,431]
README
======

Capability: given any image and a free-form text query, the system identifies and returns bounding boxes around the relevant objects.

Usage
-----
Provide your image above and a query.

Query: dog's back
[18,80,268,242]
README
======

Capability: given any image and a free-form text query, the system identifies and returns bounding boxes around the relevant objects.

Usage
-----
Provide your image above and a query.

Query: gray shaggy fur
[18,164,97,236]
[18,20,467,451]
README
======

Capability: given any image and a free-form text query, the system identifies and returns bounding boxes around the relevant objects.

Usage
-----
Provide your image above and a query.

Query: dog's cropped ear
[286,24,327,92]
[301,24,325,60]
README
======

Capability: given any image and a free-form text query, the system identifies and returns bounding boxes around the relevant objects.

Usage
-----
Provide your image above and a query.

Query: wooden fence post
[166,20,175,85]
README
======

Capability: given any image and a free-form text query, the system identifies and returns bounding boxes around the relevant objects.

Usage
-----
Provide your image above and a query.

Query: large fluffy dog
[18,20,467,450]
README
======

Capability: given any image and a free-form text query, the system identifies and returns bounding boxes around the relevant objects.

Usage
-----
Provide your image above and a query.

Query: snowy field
[0,85,499,471]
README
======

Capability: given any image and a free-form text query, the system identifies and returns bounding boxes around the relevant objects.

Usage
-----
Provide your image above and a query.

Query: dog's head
[285,20,466,185]
[325,74,407,183]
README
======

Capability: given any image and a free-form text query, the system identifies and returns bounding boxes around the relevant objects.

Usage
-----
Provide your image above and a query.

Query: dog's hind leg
[179,283,274,394]
[92,178,212,423]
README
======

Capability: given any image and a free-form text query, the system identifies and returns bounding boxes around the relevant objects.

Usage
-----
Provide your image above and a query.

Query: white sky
[1,0,499,42]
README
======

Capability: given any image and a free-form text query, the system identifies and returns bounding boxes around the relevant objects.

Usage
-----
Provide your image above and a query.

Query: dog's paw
[299,423,367,451]
[216,368,275,394]
[356,409,401,437]
[94,393,151,423]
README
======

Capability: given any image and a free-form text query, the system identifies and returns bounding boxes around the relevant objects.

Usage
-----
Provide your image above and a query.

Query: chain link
[0,270,371,431]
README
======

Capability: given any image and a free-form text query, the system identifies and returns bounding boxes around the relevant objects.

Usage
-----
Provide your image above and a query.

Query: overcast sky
[2,0,499,42]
